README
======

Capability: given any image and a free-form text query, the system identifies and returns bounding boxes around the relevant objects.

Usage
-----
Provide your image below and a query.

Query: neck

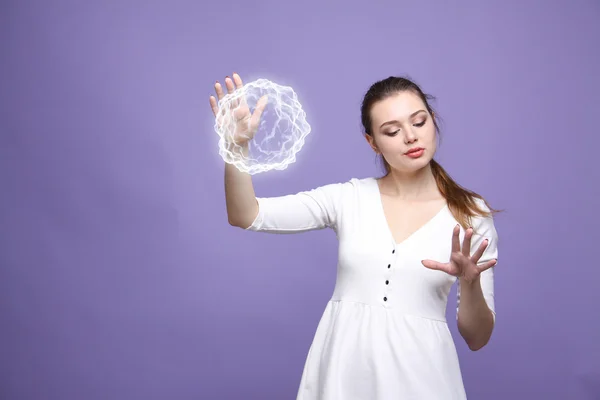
[380,163,439,201]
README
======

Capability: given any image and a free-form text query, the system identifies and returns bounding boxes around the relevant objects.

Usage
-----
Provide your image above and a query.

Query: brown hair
[360,76,502,229]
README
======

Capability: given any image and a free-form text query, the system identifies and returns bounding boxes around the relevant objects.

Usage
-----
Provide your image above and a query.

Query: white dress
[246,177,498,400]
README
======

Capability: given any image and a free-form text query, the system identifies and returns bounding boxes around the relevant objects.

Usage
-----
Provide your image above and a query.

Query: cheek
[428,132,437,146]
[424,127,437,144]
[378,137,402,152]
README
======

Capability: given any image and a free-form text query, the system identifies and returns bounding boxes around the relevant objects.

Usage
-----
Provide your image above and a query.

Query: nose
[404,126,417,144]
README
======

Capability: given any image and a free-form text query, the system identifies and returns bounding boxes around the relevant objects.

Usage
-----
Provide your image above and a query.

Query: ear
[364,134,380,154]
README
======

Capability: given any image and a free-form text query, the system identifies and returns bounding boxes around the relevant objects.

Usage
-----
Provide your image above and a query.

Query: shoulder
[471,196,496,219]
[303,176,376,211]
[472,196,491,213]
[311,176,375,195]
[470,196,498,236]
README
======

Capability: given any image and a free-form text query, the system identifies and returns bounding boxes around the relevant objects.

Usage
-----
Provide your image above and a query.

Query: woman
[209,73,500,399]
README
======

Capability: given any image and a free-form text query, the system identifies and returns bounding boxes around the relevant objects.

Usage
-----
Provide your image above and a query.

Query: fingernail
[226,75,230,79]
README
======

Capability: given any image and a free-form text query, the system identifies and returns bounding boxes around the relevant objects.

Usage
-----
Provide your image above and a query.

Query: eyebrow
[379,109,427,129]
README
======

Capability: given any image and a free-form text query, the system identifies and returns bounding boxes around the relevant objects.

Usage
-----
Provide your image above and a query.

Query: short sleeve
[245,180,351,234]
[457,200,498,321]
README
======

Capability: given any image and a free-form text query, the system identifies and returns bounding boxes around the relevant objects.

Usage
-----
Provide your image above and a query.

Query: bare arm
[211,73,343,233]
[457,276,495,351]
[210,72,267,228]
[423,209,498,351]
[457,212,498,351]
[224,147,258,228]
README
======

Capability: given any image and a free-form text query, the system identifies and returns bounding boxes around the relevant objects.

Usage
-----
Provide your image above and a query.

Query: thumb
[249,95,268,132]
[252,95,268,121]
[421,260,451,274]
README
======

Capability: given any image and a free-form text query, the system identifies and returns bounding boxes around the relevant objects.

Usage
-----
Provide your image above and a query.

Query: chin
[390,156,432,172]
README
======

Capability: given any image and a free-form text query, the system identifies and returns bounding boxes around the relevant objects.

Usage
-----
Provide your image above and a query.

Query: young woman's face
[366,91,437,173]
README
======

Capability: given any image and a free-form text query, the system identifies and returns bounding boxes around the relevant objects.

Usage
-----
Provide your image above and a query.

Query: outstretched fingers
[477,258,498,273]
[470,237,488,263]
[421,259,453,275]
[211,72,260,135]
[209,95,219,117]
[232,72,247,109]
[211,80,225,119]
[250,95,268,128]
[452,224,461,253]
[214,80,225,100]
[224,75,243,109]
[213,75,238,124]
[232,72,243,88]
[461,227,473,256]
[224,76,235,94]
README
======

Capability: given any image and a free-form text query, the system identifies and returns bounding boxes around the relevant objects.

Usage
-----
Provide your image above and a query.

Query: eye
[387,129,400,136]
[414,120,426,127]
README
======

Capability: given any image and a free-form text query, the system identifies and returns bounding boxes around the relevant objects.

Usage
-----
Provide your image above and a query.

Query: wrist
[226,140,249,154]
[459,275,481,287]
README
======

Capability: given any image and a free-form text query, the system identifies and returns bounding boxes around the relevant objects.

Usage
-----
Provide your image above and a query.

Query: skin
[365,91,496,351]
[210,73,261,229]
[365,91,439,200]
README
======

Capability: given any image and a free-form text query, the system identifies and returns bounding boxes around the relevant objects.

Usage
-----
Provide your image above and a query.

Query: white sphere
[214,78,311,175]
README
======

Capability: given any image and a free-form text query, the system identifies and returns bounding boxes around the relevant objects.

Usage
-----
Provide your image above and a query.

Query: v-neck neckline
[371,177,448,247]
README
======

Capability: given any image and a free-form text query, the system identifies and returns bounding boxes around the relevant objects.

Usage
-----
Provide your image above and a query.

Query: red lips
[405,147,424,155]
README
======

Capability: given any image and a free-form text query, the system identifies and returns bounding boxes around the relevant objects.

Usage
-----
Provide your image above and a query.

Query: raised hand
[209,72,268,146]
[421,225,497,283]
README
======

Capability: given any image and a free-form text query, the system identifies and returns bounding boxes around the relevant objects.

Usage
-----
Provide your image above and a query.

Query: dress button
[383,297,387,301]
[387,264,391,269]
[385,280,389,285]
[392,249,395,254]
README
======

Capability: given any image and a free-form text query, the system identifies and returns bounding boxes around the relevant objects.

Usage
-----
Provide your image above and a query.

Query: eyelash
[387,121,426,135]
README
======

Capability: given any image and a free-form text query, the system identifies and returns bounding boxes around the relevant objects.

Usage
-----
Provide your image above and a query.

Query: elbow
[459,326,493,351]
[228,216,252,229]
[227,201,259,229]
[459,310,495,352]
[465,331,493,351]
[467,341,488,352]
[228,218,246,229]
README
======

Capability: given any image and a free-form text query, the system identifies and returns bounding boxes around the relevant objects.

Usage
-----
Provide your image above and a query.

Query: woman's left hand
[421,224,497,284]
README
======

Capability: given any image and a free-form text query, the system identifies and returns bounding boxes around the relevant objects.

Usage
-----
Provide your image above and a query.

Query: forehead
[370,91,425,123]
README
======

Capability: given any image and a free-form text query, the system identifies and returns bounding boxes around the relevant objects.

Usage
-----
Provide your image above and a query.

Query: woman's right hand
[209,72,268,146]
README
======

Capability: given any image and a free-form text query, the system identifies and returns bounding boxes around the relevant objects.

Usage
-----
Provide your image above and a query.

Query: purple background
[1,1,599,399]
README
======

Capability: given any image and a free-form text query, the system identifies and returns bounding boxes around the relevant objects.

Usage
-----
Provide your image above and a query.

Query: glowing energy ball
[214,78,311,175]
